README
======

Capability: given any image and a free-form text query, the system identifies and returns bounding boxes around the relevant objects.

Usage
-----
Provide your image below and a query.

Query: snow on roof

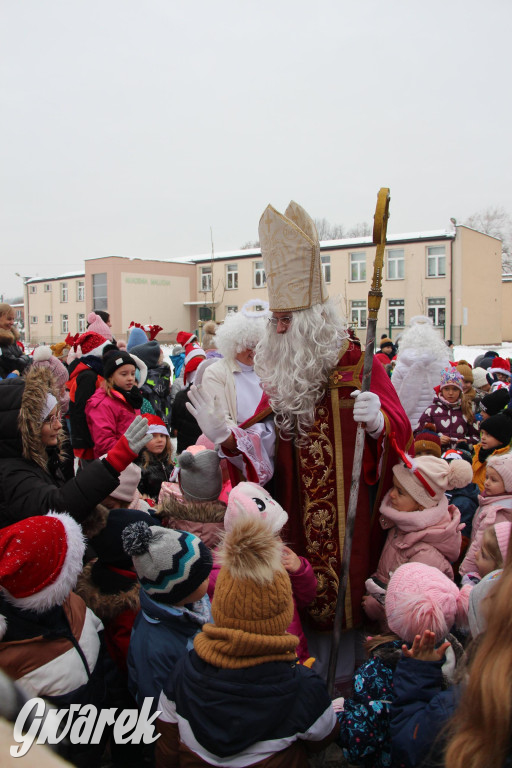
[25,270,85,283]
[172,230,454,263]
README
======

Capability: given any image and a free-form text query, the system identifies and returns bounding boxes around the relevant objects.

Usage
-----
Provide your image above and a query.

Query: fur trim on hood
[0,326,19,346]
[80,504,110,540]
[75,561,140,623]
[18,367,64,472]
[158,493,226,524]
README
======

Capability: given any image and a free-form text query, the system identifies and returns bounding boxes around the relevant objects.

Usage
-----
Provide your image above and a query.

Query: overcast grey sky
[1,0,511,298]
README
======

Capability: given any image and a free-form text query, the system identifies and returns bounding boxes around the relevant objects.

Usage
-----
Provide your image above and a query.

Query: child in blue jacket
[335,562,469,768]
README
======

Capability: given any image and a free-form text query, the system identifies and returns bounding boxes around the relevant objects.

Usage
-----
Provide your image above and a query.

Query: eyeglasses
[268,316,292,327]
[42,410,62,428]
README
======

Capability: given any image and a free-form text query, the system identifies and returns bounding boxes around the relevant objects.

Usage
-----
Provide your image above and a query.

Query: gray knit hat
[178,449,222,502]
[468,569,501,637]
[122,521,212,604]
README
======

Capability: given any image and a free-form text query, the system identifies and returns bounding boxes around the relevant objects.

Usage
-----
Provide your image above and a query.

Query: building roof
[172,229,455,264]
[25,271,85,284]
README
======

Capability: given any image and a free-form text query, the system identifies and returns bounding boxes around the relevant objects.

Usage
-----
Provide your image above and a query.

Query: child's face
[484,466,506,496]
[479,429,502,451]
[497,373,511,383]
[462,379,473,394]
[146,433,168,454]
[476,532,500,577]
[440,385,461,404]
[111,364,136,391]
[389,477,421,513]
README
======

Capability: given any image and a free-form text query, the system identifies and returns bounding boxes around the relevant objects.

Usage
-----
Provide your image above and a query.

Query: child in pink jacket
[459,453,512,578]
[208,481,317,664]
[363,455,472,623]
[86,349,146,458]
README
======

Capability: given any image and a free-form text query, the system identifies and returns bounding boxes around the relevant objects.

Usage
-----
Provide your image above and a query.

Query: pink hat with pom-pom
[224,482,288,534]
[393,455,472,508]
[32,346,69,390]
[87,312,112,340]
[386,562,470,643]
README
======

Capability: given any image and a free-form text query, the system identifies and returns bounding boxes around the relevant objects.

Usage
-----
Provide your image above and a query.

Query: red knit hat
[184,341,206,385]
[0,513,85,616]
[490,357,511,377]
[75,331,109,357]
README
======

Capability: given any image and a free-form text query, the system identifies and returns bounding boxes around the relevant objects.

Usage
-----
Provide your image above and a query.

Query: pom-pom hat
[393,455,472,508]
[87,311,112,340]
[194,515,298,669]
[472,367,488,390]
[32,346,69,391]
[178,448,222,502]
[0,513,85,614]
[122,521,212,604]
[386,563,469,643]
[183,341,206,385]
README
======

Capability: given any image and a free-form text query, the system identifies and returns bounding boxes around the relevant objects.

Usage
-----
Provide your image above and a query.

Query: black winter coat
[0,376,120,528]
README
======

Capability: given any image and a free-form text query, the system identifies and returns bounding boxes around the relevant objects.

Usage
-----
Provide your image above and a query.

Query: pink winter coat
[208,552,317,663]
[364,492,463,622]
[85,387,140,459]
[459,493,512,577]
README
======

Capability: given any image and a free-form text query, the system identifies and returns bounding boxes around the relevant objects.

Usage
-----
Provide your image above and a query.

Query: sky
[1,0,511,299]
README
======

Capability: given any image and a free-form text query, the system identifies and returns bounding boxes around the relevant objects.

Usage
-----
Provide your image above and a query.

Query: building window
[321,254,331,284]
[45,315,53,324]
[427,246,446,277]
[30,315,38,324]
[92,273,108,311]
[15,310,22,321]
[61,314,69,334]
[60,282,68,303]
[77,280,85,302]
[350,252,366,282]
[201,266,212,292]
[427,298,446,327]
[226,264,238,290]
[29,285,37,294]
[387,248,405,280]
[44,283,52,292]
[351,300,367,328]
[77,313,86,333]
[388,299,405,329]
[226,305,238,315]
[253,261,266,288]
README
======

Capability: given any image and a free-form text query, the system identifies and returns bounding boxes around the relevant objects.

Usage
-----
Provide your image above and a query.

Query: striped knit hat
[122,522,212,604]
[184,340,206,385]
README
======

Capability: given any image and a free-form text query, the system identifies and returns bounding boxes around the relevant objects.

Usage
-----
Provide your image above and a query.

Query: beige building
[24,272,87,345]
[178,224,502,345]
[21,225,503,347]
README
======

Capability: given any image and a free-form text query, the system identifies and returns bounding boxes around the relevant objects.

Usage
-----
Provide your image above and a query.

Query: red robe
[273,341,412,630]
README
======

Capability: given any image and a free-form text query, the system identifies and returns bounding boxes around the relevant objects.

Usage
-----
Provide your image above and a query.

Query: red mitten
[105,435,138,473]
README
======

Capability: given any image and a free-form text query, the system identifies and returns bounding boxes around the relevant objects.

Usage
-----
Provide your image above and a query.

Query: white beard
[254,301,348,441]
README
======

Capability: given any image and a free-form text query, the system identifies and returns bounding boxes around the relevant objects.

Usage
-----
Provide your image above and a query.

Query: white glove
[351,390,384,438]
[125,415,151,453]
[186,385,232,445]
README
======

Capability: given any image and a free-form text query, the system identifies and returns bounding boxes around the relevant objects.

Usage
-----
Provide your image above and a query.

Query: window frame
[29,285,37,294]
[61,314,69,334]
[77,313,86,333]
[349,252,366,282]
[201,266,212,292]
[44,283,52,293]
[30,315,38,324]
[387,248,405,280]
[60,282,68,303]
[388,299,405,329]
[92,273,108,311]
[427,297,446,327]
[253,261,266,289]
[350,300,367,328]
[44,314,53,324]
[77,280,85,302]
[426,245,446,278]
[226,263,238,290]
[321,253,331,284]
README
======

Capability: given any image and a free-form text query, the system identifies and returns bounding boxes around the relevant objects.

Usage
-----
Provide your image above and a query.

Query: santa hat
[490,357,511,378]
[145,414,169,436]
[75,331,109,357]
[87,312,112,341]
[224,482,288,534]
[184,341,206,385]
[176,330,197,347]
[0,513,85,623]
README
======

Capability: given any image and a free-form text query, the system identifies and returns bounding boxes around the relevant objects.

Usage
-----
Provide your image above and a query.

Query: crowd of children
[1,301,512,766]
